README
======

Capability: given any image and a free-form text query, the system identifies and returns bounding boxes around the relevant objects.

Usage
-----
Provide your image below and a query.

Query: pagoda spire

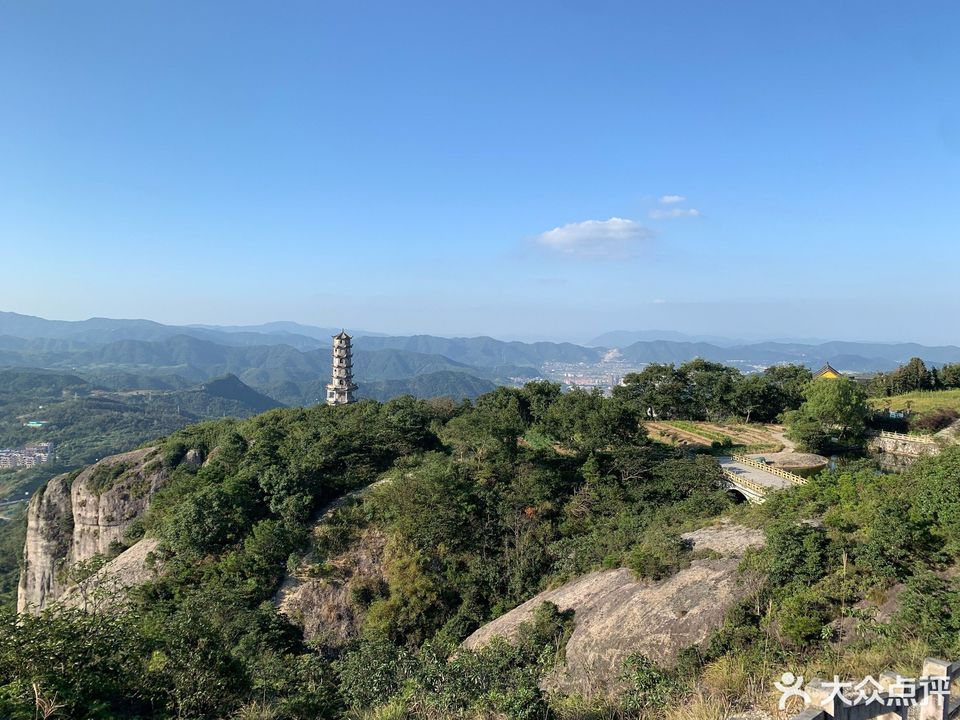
[326,330,358,405]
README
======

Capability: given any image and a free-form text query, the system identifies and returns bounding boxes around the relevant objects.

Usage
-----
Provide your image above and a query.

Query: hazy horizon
[2,308,956,348]
[2,3,959,344]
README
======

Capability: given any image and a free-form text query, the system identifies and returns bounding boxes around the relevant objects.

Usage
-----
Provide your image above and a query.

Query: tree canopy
[786,376,870,453]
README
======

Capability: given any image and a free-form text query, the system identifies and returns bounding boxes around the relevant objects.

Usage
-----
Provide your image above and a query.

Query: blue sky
[1,1,958,344]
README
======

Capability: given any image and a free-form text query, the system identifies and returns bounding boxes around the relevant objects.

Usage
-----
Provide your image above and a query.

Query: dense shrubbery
[614,360,811,423]
[1,385,734,718]
[4,379,960,718]
[785,376,870,453]
[912,407,960,433]
[337,602,573,719]
[592,448,960,715]
[725,447,960,665]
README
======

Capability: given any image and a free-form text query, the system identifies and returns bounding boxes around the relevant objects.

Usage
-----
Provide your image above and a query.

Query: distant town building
[326,330,358,406]
[0,442,54,469]
[814,363,842,380]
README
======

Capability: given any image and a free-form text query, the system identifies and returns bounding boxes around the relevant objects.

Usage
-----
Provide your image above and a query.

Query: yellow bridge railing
[877,430,937,444]
[720,469,771,501]
[729,454,808,486]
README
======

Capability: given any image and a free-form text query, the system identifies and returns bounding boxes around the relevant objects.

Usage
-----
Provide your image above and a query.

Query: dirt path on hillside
[765,425,796,452]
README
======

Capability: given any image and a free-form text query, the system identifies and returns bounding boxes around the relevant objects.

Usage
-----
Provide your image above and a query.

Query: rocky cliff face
[17,447,166,614]
[463,521,765,698]
[16,474,73,614]
[58,537,162,612]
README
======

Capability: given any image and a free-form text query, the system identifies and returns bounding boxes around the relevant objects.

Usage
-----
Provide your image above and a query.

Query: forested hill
[0,369,294,607]
[358,369,496,401]
[5,384,960,719]
[7,387,721,717]
[0,369,280,471]
[195,374,282,414]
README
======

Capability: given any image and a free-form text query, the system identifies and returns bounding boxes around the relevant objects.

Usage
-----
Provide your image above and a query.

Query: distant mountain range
[0,312,389,352]
[0,312,326,351]
[1,312,959,406]
[188,321,386,342]
[588,330,749,347]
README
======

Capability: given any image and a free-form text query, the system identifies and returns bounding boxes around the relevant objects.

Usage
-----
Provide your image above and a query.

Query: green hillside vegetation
[0,510,25,610]
[614,360,812,423]
[0,370,284,504]
[2,382,960,718]
[866,358,960,433]
[0,387,727,718]
[88,371,194,392]
[785,376,871,454]
[868,357,960,397]
[869,388,960,415]
[359,370,497,401]
[196,374,283,414]
[0,366,280,609]
[0,370,283,467]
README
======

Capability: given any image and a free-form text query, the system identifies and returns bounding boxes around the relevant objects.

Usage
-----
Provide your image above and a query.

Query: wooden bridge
[719,454,806,503]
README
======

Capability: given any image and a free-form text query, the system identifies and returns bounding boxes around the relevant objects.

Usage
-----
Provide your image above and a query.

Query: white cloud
[533,217,655,258]
[648,207,701,220]
[658,194,686,204]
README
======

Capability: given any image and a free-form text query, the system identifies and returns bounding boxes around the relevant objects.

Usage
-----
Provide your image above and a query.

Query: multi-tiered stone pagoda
[326,330,358,405]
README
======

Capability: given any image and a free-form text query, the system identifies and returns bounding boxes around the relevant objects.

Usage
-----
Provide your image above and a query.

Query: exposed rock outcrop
[58,538,162,611]
[275,479,390,651]
[17,447,166,614]
[463,521,765,698]
[935,420,960,444]
[277,528,386,650]
[16,474,73,614]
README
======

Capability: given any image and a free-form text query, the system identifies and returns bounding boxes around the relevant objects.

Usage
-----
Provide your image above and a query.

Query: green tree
[540,389,644,455]
[871,357,935,397]
[614,364,691,419]
[891,357,933,394]
[786,377,869,452]
[733,374,780,423]
[765,522,831,590]
[939,363,960,389]
[444,388,528,461]
[519,380,563,425]
[0,606,156,719]
[680,359,739,420]
[762,364,813,411]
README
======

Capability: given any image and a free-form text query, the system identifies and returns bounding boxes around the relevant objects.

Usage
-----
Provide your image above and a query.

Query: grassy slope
[868,388,960,414]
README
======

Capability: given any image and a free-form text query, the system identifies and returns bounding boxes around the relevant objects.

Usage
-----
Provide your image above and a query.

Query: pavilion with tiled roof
[813,363,842,379]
